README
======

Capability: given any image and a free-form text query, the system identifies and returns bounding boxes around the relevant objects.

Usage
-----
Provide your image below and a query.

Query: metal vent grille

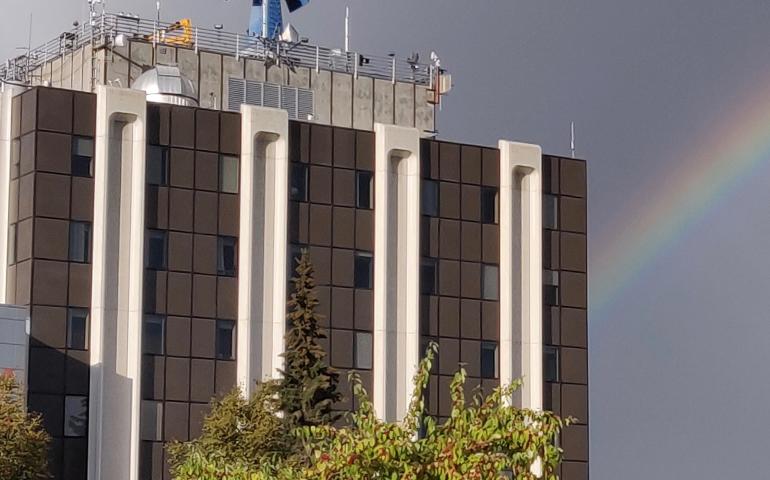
[227,77,314,120]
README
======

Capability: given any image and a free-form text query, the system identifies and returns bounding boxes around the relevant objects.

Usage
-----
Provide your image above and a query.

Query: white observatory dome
[133,65,198,107]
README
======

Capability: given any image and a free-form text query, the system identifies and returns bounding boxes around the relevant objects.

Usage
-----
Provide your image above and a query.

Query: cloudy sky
[4,1,770,477]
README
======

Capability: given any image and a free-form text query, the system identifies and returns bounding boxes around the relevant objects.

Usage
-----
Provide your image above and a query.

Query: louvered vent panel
[227,77,246,112]
[245,80,263,107]
[281,86,298,120]
[298,89,314,120]
[263,83,281,109]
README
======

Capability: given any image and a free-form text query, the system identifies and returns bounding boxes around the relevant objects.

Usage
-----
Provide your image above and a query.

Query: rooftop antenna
[344,6,350,52]
[262,0,269,39]
[156,0,161,24]
[570,121,576,158]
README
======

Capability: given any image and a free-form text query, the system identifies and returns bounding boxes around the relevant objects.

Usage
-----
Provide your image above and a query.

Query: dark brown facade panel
[20,88,38,136]
[560,197,587,234]
[460,185,481,222]
[219,112,241,155]
[165,357,191,402]
[165,316,191,357]
[170,106,195,148]
[70,177,95,222]
[560,158,587,198]
[333,128,355,168]
[332,207,355,249]
[16,217,33,262]
[65,350,90,395]
[480,148,499,187]
[194,151,219,191]
[29,305,67,348]
[310,124,333,166]
[72,92,96,137]
[460,145,481,185]
[439,143,461,182]
[217,277,238,320]
[561,272,587,309]
[459,299,481,339]
[166,272,192,316]
[190,359,216,403]
[560,347,588,385]
[164,401,190,442]
[192,274,217,317]
[438,182,460,219]
[544,306,560,346]
[191,318,216,359]
[481,224,499,264]
[438,296,460,338]
[147,104,171,146]
[33,217,69,260]
[68,263,92,308]
[35,131,71,175]
[193,191,218,234]
[35,173,71,219]
[355,130,374,171]
[561,462,588,480]
[28,347,65,394]
[15,259,31,305]
[561,308,587,348]
[20,132,36,177]
[215,360,237,396]
[544,230,560,271]
[193,234,217,275]
[542,156,560,194]
[170,148,195,188]
[195,109,220,152]
[562,425,589,462]
[168,188,194,232]
[32,259,69,306]
[36,88,73,134]
[560,232,587,273]
[18,173,34,220]
[561,384,588,425]
[218,194,239,236]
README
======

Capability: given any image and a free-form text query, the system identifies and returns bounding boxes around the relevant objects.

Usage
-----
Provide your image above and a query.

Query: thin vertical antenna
[156,1,161,24]
[344,6,350,52]
[27,13,32,84]
[262,0,269,39]
[570,121,576,158]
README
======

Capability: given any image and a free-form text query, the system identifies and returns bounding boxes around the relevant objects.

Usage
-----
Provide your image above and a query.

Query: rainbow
[592,74,770,316]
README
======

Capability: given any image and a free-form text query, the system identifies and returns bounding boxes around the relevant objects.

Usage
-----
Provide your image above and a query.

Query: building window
[219,155,239,193]
[544,194,558,230]
[544,346,559,382]
[140,400,163,441]
[420,257,437,295]
[480,341,498,379]
[147,146,169,186]
[64,396,88,437]
[66,308,89,350]
[290,163,308,201]
[142,315,165,355]
[355,171,373,209]
[355,332,373,369]
[69,221,92,263]
[421,180,439,216]
[216,320,235,360]
[354,252,373,289]
[480,187,499,224]
[71,137,94,177]
[145,229,167,269]
[544,269,559,306]
[7,224,15,265]
[481,264,499,301]
[218,236,238,276]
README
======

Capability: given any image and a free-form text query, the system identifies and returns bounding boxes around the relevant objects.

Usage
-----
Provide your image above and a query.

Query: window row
[290,163,374,209]
[8,220,92,265]
[146,146,239,194]
[422,339,499,380]
[146,230,238,277]
[142,315,236,360]
[288,245,373,289]
[422,180,499,224]
[420,259,499,300]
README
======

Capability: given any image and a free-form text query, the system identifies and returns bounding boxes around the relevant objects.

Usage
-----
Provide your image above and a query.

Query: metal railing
[0,12,435,87]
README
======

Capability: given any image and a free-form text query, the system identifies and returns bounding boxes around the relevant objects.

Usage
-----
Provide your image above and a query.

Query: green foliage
[0,372,50,480]
[166,381,296,480]
[280,249,341,428]
[296,343,571,480]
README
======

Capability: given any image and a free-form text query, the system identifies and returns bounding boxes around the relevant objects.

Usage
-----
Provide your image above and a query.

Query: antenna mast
[344,6,350,52]
[262,0,268,38]
[570,121,576,158]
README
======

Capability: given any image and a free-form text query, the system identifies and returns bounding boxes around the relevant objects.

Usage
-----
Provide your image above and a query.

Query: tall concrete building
[0,11,588,480]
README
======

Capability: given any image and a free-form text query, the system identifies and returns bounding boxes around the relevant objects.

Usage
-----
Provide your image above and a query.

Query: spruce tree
[280,249,341,427]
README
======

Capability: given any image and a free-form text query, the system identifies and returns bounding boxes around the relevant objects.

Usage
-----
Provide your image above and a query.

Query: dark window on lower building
[67,308,89,350]
[216,320,235,360]
[140,400,163,441]
[420,257,437,295]
[69,221,92,263]
[544,269,559,306]
[356,171,373,209]
[217,236,238,276]
[290,163,308,201]
[354,252,373,289]
[422,180,439,216]
[480,187,499,224]
[544,346,559,382]
[143,315,165,355]
[145,229,167,270]
[147,146,169,186]
[71,137,94,177]
[355,332,373,369]
[480,341,498,379]
[64,395,88,437]
[219,155,239,193]
[481,264,499,301]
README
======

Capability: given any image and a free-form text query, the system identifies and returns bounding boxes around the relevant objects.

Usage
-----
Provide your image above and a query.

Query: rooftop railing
[0,12,435,87]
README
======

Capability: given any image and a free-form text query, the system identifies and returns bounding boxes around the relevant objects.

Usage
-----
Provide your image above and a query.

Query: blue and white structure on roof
[250,0,311,38]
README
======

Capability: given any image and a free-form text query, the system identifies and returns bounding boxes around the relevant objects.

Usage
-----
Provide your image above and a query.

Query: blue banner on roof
[250,0,310,37]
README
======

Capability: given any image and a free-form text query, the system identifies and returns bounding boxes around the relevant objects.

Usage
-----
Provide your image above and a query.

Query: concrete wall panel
[51,58,62,88]
[394,81,415,128]
[155,45,177,65]
[177,48,200,101]
[311,69,331,124]
[415,85,435,133]
[222,56,245,110]
[245,59,266,82]
[105,46,129,89]
[374,79,394,125]
[61,53,73,90]
[288,66,310,88]
[353,76,373,131]
[199,52,223,110]
[72,48,84,91]
[129,42,153,87]
[331,72,352,128]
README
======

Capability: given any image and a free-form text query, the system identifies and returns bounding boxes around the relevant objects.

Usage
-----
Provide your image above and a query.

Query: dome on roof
[133,65,197,106]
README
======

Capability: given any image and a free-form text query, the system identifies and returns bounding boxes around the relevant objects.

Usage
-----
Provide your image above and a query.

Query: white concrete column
[237,105,289,394]
[0,84,23,302]
[372,123,421,422]
[88,86,147,480]
[499,140,543,410]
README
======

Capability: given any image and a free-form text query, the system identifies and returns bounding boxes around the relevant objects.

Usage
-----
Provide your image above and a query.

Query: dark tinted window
[67,308,89,350]
[290,163,308,201]
[143,315,165,355]
[147,146,169,186]
[480,341,498,379]
[71,137,94,177]
[145,229,167,269]
[354,252,373,289]
[64,396,88,437]
[69,221,92,263]
[544,194,558,229]
[218,236,238,276]
[220,155,239,193]
[480,187,498,224]
[356,171,373,209]
[216,320,235,360]
[355,332,373,369]
[544,346,559,382]
[420,258,437,295]
[421,180,439,216]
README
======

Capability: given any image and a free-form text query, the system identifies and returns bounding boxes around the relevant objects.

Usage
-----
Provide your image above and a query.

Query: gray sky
[4,1,770,478]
